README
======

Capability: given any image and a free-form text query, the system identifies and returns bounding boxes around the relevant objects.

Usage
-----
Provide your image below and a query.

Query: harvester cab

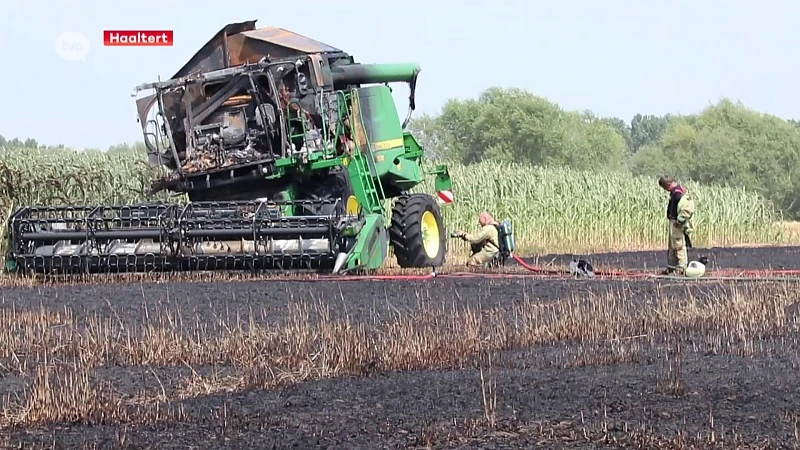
[5,20,453,276]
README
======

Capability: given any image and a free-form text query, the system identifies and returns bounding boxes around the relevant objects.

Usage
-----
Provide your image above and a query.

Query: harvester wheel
[389,193,446,268]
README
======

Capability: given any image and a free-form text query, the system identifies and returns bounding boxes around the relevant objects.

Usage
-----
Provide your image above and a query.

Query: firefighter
[658,176,695,275]
[455,211,500,267]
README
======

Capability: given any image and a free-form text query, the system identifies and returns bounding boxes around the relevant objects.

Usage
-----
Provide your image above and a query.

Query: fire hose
[293,230,800,283]
[301,253,800,283]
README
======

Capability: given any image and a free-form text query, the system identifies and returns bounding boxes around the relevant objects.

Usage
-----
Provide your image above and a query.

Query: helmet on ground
[685,261,705,278]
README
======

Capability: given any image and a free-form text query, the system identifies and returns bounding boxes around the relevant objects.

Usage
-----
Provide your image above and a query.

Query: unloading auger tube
[3,199,375,275]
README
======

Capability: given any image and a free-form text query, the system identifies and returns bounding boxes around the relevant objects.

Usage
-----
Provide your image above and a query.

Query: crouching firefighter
[454,212,499,267]
[454,212,515,267]
[658,176,696,275]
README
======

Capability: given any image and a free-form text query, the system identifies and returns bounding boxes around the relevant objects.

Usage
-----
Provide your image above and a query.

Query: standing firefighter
[455,211,500,267]
[659,176,695,275]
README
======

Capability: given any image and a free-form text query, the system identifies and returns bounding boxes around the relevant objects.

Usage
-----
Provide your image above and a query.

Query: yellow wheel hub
[420,210,440,258]
[346,195,360,215]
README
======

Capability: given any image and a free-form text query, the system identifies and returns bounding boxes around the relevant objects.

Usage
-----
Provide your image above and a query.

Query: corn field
[416,161,792,254]
[0,146,793,258]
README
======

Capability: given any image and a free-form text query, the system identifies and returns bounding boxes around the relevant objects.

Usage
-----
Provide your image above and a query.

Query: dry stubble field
[0,245,799,449]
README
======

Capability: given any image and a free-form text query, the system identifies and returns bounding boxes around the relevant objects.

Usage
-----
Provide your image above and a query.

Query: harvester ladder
[286,101,309,151]
[349,89,386,214]
[351,150,382,214]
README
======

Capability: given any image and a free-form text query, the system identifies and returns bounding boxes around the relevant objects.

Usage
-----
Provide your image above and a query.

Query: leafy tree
[600,116,633,153]
[0,135,40,149]
[406,113,449,161]
[630,113,673,153]
[421,87,628,171]
[632,99,800,218]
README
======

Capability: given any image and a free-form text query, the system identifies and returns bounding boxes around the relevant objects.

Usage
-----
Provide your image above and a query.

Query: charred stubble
[0,273,798,448]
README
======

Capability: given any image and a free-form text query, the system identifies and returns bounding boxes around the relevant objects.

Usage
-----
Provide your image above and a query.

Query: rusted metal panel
[308,54,326,87]
[135,94,156,126]
[172,22,344,79]
[239,27,341,54]
[171,20,258,79]
[226,33,270,66]
[228,29,342,65]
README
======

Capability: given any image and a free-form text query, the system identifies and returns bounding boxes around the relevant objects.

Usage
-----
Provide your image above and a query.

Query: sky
[1,0,798,150]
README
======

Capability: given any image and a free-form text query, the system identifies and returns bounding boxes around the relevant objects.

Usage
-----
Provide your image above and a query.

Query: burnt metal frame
[8,204,180,273]
[153,89,182,169]
[178,71,279,175]
[135,59,327,179]
[7,199,352,274]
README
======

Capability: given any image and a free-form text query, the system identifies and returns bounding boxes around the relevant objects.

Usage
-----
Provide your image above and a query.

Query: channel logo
[54,32,90,61]
[103,30,174,46]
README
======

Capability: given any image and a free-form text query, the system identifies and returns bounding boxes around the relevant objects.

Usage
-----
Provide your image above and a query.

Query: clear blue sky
[1,0,798,150]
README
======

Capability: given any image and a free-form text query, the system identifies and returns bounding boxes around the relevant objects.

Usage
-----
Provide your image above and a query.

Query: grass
[0,280,798,447]
[0,146,796,261]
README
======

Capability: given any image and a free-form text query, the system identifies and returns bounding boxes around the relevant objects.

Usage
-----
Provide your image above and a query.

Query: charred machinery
[5,20,452,275]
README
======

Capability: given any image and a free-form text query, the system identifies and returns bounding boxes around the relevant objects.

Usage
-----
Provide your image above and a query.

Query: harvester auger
[4,20,453,276]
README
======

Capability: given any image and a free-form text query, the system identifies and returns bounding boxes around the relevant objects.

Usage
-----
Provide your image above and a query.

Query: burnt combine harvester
[6,20,453,275]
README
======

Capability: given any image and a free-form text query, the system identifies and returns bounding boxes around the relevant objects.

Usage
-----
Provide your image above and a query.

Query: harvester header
[5,20,453,276]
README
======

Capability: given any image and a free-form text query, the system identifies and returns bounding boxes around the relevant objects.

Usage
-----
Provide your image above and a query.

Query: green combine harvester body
[5,20,453,275]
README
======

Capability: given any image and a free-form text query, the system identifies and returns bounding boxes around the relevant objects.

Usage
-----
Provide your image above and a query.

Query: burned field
[529,244,800,272]
[2,246,800,449]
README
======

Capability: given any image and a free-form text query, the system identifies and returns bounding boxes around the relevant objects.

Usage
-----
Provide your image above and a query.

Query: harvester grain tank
[5,20,453,275]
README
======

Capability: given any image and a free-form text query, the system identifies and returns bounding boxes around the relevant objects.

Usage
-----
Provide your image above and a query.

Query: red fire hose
[302,253,800,283]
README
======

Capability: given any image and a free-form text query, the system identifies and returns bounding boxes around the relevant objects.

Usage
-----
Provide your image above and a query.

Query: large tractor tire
[389,193,447,268]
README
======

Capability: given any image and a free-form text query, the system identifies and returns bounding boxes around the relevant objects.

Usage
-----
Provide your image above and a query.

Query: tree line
[407,87,800,219]
[0,136,150,155]
[0,136,45,150]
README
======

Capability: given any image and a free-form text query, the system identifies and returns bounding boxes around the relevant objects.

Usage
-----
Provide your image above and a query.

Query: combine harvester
[5,20,454,276]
